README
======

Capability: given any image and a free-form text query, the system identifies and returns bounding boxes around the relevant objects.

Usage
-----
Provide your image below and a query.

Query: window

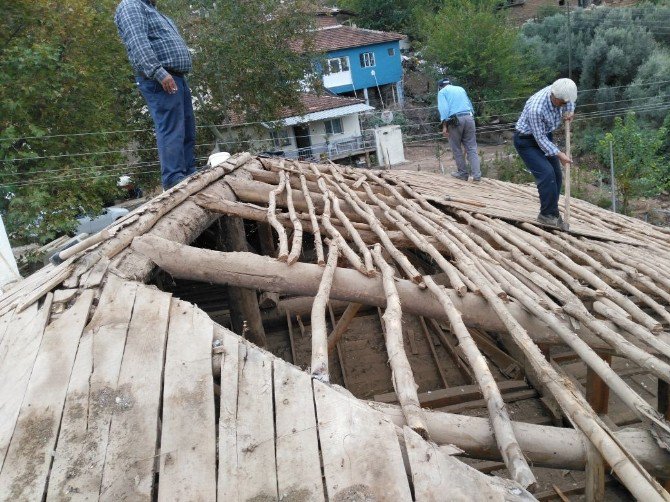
[324,118,343,135]
[325,57,350,74]
[387,48,395,56]
[359,51,375,68]
[270,129,291,148]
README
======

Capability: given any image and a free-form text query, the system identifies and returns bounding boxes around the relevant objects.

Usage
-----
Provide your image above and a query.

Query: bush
[597,113,669,213]
[485,149,535,184]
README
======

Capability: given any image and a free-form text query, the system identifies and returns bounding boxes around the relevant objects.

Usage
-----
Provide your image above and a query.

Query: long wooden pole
[371,245,428,439]
[310,241,339,382]
[565,120,572,228]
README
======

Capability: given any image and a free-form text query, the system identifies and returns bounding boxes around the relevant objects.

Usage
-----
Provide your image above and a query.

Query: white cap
[118,175,132,187]
[550,78,578,103]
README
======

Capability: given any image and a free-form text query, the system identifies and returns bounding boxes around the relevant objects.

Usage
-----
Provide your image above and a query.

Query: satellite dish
[381,110,394,124]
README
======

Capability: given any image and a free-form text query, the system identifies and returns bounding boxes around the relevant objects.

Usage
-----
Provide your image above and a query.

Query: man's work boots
[537,213,569,230]
[450,171,468,181]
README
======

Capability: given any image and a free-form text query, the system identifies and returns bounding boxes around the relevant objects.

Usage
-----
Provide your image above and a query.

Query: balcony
[279,135,375,162]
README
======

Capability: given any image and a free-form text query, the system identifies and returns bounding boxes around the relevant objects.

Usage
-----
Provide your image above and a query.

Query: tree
[598,113,669,213]
[1,0,138,244]
[163,0,318,146]
[419,0,544,117]
[337,0,442,39]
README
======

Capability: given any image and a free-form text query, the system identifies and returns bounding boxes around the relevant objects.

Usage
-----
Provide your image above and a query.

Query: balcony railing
[276,134,374,162]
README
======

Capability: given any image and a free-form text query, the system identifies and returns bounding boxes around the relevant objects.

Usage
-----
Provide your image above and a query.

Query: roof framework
[0,153,670,500]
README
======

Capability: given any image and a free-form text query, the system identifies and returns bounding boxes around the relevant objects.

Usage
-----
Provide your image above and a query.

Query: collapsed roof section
[1,153,670,499]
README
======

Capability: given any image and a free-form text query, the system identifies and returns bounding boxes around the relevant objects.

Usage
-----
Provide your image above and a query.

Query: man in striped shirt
[115,0,196,190]
[514,78,577,228]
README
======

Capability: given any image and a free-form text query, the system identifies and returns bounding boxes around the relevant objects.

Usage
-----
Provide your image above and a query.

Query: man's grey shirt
[115,0,192,83]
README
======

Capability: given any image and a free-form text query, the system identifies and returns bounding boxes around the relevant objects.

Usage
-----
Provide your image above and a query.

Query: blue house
[309,24,406,107]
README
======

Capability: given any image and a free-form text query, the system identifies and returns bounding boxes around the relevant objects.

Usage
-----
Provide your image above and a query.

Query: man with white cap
[514,78,577,228]
[438,78,481,182]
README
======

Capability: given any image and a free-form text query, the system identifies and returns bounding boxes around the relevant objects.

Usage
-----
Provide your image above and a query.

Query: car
[75,206,129,235]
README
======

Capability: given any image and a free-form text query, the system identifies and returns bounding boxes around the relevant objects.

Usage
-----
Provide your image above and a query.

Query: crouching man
[514,78,577,228]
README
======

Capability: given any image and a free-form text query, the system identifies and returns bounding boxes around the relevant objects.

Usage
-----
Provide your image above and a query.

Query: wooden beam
[130,235,613,348]
[370,401,670,478]
[326,302,362,352]
[418,317,450,389]
[586,353,612,415]
[222,216,267,348]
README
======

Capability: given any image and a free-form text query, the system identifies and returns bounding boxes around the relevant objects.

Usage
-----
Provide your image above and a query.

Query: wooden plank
[47,275,138,500]
[0,300,50,472]
[157,302,216,501]
[217,326,240,502]
[274,358,325,501]
[235,342,278,501]
[374,380,529,408]
[313,379,412,500]
[403,426,534,501]
[0,309,14,346]
[82,255,110,288]
[99,285,171,501]
[0,291,93,500]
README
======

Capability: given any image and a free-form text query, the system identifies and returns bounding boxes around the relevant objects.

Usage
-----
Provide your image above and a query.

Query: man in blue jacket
[115,0,196,190]
[438,78,481,182]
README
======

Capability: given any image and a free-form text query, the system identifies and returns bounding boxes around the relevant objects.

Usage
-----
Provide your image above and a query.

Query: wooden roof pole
[310,240,339,382]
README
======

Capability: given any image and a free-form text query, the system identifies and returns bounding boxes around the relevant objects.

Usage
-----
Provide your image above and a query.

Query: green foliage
[337,0,442,38]
[597,113,669,213]
[1,0,137,244]
[486,149,535,184]
[518,4,670,126]
[419,0,545,118]
[167,0,317,129]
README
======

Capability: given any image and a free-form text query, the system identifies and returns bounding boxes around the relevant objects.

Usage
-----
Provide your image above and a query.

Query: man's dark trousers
[137,74,196,190]
[513,132,562,217]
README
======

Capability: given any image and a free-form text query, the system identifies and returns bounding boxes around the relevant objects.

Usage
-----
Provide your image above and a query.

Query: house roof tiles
[296,25,405,53]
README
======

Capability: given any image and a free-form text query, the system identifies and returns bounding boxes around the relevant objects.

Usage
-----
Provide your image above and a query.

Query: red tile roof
[230,93,366,125]
[295,25,405,53]
[277,93,366,119]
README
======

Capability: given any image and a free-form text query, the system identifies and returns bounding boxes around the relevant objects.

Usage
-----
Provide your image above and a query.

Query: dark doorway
[293,124,312,160]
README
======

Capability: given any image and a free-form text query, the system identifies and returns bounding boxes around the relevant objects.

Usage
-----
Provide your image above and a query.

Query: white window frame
[325,56,350,75]
[324,118,344,135]
[360,51,376,68]
[270,129,291,148]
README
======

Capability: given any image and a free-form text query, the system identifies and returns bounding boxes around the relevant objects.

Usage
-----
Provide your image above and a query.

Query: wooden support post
[585,438,605,502]
[418,317,450,389]
[586,353,612,415]
[257,222,276,257]
[222,217,267,347]
[659,378,670,491]
[328,303,350,389]
[326,302,362,353]
[286,310,298,365]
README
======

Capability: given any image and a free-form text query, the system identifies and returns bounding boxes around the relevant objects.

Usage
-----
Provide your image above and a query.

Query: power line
[2,79,669,145]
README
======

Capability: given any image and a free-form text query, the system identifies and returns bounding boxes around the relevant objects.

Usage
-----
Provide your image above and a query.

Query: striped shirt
[515,86,575,156]
[115,0,192,83]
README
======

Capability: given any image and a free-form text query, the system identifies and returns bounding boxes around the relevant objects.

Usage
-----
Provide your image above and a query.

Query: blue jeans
[137,74,196,189]
[514,132,562,217]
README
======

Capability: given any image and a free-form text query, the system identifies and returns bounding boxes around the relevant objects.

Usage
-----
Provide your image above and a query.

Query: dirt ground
[395,141,513,175]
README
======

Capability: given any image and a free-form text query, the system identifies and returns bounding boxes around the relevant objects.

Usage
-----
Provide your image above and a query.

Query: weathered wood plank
[0,309,14,347]
[403,426,535,501]
[0,291,93,500]
[313,379,412,501]
[235,343,278,501]
[157,302,216,501]
[217,326,240,502]
[274,358,325,501]
[46,275,138,500]
[82,255,110,288]
[99,285,171,501]
[0,301,50,472]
